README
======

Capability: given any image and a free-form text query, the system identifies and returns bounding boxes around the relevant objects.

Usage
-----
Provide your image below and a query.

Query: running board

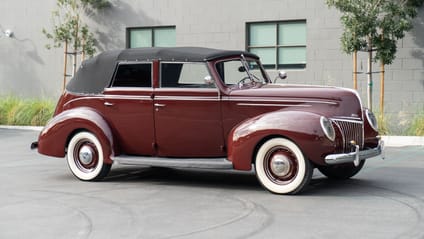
[112,156,233,170]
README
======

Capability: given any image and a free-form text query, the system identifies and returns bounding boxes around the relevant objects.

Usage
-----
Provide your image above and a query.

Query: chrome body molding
[237,103,311,107]
[224,97,339,105]
[325,140,384,165]
[154,96,220,101]
[112,155,233,169]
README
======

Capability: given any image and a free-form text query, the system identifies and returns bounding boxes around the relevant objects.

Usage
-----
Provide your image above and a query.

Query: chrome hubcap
[79,145,94,165]
[270,154,291,177]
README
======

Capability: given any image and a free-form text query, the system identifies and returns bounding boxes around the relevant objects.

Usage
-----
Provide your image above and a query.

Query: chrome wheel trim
[255,138,307,194]
[67,132,104,181]
[263,146,299,185]
[79,145,95,165]
[269,152,292,178]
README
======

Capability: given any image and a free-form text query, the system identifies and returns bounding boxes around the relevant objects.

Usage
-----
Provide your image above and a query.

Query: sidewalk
[381,136,424,147]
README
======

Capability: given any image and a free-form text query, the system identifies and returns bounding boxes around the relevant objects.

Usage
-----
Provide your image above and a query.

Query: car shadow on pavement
[104,166,264,192]
[101,166,373,195]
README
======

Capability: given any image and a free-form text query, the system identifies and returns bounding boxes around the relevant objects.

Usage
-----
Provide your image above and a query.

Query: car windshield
[215,58,269,88]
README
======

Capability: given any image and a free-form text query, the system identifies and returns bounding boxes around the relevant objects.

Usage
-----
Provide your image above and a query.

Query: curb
[1,126,423,147]
[0,125,43,131]
[381,136,424,147]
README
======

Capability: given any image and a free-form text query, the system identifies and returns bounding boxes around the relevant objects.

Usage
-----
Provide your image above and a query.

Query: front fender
[37,107,114,164]
[227,110,336,170]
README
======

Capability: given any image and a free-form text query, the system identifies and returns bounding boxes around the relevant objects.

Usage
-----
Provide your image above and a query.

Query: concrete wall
[0,0,63,98]
[1,0,423,133]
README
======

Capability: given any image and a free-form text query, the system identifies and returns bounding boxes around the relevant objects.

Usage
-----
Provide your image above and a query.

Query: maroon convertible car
[32,47,383,194]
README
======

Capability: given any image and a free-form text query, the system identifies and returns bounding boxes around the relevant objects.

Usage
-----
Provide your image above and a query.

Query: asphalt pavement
[0,128,423,239]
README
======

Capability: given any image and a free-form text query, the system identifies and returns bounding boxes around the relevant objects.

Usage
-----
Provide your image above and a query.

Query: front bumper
[325,140,384,166]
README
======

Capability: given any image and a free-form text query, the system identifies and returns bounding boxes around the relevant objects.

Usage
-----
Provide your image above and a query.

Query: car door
[153,62,225,158]
[102,62,155,156]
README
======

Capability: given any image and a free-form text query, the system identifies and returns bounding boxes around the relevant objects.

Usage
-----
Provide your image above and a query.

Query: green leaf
[326,0,423,65]
[42,0,110,56]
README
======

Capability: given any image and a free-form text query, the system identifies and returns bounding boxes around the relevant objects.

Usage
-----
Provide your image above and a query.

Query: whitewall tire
[67,132,111,181]
[255,138,313,195]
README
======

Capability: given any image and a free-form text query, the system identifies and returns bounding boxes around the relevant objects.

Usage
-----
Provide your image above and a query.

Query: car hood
[228,83,363,119]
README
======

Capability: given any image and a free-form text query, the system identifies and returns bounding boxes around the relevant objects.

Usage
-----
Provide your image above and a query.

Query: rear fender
[37,107,114,164]
[227,110,336,170]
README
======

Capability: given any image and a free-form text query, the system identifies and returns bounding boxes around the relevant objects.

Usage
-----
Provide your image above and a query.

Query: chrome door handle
[104,102,114,106]
[154,103,166,107]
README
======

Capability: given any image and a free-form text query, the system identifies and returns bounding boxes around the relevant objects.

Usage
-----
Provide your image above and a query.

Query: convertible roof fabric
[66,47,258,94]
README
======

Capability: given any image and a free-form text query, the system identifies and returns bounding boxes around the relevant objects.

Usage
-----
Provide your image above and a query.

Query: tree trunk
[353,51,358,90]
[72,15,79,77]
[367,37,373,111]
[63,40,69,92]
[380,62,385,116]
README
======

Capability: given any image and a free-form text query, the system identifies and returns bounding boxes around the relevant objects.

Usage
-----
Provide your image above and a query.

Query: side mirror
[204,75,214,85]
[278,71,287,79]
[274,71,287,83]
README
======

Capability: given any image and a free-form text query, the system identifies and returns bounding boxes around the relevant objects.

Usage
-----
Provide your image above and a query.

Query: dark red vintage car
[32,47,383,194]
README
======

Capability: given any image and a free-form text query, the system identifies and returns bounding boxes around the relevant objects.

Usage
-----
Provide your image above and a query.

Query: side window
[215,60,247,85]
[112,63,152,87]
[161,62,214,88]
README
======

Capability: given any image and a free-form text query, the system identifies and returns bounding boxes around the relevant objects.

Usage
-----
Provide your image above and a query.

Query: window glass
[278,22,306,46]
[161,63,214,88]
[127,26,176,48]
[247,20,306,69]
[215,59,267,86]
[250,48,276,68]
[129,29,152,48]
[278,47,306,65]
[112,63,152,87]
[249,23,276,46]
[154,28,176,47]
[218,60,247,85]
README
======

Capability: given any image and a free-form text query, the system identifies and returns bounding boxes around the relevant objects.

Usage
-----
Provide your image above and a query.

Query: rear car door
[102,62,155,156]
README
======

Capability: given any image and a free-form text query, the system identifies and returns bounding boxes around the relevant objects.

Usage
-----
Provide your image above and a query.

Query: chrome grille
[332,119,364,152]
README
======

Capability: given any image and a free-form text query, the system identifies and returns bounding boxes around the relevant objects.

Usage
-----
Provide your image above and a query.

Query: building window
[247,20,306,69]
[127,26,176,48]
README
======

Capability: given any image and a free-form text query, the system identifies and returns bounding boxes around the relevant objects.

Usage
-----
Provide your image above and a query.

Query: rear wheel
[255,138,313,195]
[67,132,111,181]
[318,160,365,180]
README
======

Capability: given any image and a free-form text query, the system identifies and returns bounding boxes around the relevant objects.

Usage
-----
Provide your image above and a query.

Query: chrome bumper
[325,140,384,166]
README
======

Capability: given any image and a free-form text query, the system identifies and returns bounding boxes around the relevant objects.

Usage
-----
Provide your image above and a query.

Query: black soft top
[66,47,258,94]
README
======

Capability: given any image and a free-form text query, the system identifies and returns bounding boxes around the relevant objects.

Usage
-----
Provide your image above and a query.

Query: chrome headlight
[365,109,378,131]
[320,117,335,141]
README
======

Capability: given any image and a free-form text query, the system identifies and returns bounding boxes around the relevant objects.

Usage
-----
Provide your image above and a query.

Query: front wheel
[255,138,313,195]
[67,132,111,181]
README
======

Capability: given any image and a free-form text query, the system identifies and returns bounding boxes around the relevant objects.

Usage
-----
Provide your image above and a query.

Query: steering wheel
[237,76,253,87]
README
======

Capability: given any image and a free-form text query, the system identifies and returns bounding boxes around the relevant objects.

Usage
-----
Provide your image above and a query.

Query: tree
[42,0,110,90]
[326,0,424,112]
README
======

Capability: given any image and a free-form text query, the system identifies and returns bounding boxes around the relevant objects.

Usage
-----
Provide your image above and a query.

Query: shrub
[408,114,424,136]
[376,113,390,135]
[0,97,55,126]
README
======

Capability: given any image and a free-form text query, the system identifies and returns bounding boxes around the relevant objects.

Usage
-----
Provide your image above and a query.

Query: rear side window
[112,63,152,87]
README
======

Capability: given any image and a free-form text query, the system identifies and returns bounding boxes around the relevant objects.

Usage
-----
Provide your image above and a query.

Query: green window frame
[126,26,176,48]
[246,20,306,69]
